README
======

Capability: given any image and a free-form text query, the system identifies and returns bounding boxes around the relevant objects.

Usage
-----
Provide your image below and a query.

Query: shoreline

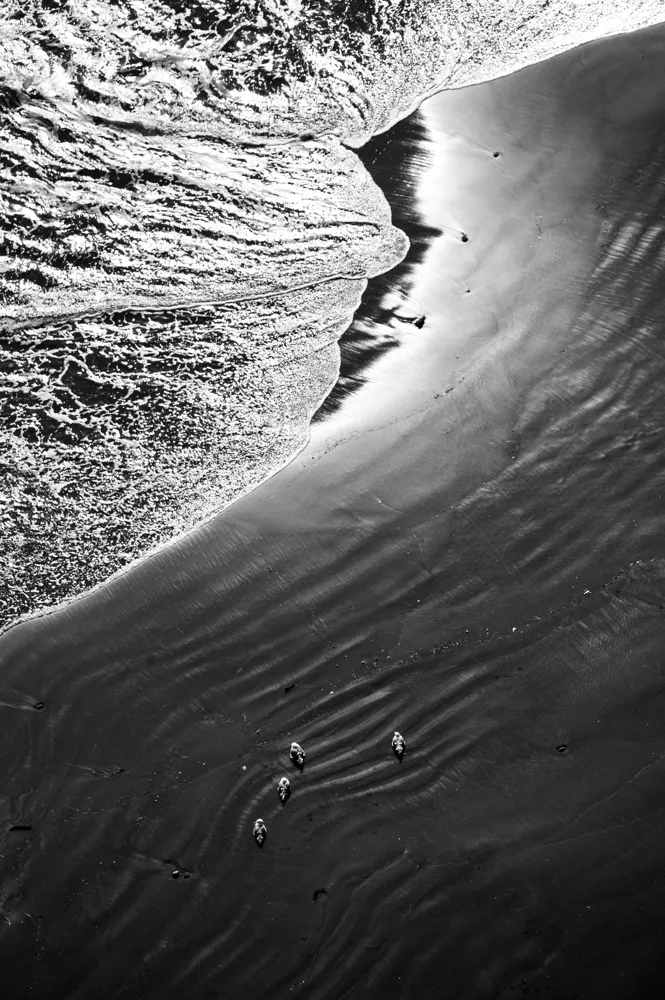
[3,20,665,1000]
[2,11,665,634]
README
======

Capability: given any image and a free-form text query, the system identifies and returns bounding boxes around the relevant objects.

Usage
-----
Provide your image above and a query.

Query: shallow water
[3,20,665,1000]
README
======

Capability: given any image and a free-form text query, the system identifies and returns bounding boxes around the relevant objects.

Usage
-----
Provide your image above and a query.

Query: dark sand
[3,23,665,1000]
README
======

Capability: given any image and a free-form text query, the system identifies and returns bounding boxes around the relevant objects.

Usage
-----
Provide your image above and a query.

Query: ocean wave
[1,1,415,631]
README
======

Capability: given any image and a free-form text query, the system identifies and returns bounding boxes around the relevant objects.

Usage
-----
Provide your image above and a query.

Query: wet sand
[3,23,665,1000]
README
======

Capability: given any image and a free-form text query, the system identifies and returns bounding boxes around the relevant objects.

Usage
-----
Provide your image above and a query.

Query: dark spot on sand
[413,315,425,328]
[299,130,316,141]
[493,151,500,157]
[557,745,568,753]
[312,887,328,902]
[284,684,295,693]
[33,702,45,711]
[164,859,192,879]
[461,233,469,243]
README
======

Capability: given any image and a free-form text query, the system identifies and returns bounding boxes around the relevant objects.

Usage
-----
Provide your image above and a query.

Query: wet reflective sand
[3,24,665,1000]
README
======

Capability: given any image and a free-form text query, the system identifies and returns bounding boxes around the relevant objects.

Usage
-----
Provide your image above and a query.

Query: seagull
[392,731,406,761]
[253,818,267,847]
[278,776,291,803]
[290,741,306,770]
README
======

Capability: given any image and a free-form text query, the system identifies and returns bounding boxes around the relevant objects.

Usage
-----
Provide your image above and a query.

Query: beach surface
[2,21,665,1000]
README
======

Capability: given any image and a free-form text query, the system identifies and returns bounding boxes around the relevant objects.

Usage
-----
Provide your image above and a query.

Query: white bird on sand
[253,818,267,847]
[278,776,291,803]
[392,731,406,761]
[290,741,306,770]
